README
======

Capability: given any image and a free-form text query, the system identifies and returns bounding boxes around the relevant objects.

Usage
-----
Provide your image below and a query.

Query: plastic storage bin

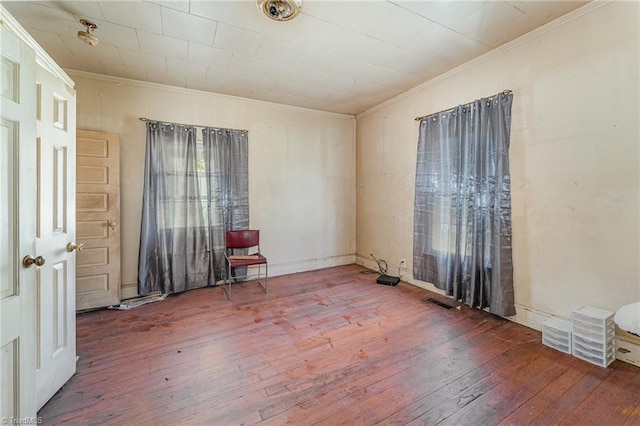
[572,305,615,367]
[542,317,572,354]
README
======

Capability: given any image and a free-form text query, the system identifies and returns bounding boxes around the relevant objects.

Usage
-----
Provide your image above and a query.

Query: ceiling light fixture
[77,18,99,46]
[257,0,302,21]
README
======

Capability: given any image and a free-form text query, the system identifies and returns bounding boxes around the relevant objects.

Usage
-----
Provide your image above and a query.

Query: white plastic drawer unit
[542,317,572,354]
[572,305,616,368]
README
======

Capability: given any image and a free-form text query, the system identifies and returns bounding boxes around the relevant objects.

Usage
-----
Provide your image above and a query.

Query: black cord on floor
[370,253,401,278]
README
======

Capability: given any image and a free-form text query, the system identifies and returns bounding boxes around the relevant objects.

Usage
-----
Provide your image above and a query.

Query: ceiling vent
[77,18,99,46]
[257,0,302,21]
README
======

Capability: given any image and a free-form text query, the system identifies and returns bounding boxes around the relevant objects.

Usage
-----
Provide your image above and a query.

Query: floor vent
[424,298,454,310]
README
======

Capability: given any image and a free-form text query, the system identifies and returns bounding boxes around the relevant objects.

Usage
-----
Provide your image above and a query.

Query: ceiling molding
[65,68,356,120]
[0,4,75,88]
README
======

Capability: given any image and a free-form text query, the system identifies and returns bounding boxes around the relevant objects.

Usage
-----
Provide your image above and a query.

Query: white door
[34,65,77,409]
[0,24,38,418]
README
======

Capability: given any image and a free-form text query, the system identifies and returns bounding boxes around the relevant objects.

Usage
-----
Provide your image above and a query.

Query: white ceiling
[4,0,588,115]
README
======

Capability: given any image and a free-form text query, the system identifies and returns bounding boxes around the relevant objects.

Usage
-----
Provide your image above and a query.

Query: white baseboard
[510,304,554,332]
[268,254,356,277]
[120,282,139,300]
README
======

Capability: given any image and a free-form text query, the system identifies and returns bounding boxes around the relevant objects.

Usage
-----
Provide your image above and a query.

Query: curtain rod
[414,89,513,122]
[138,117,248,133]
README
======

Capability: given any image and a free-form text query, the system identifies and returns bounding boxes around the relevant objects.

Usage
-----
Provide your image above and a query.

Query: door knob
[23,255,46,268]
[67,242,84,252]
[109,221,117,230]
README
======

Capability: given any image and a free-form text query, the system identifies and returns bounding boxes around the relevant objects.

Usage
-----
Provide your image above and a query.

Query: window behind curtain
[413,92,516,317]
[203,128,249,282]
[138,122,248,295]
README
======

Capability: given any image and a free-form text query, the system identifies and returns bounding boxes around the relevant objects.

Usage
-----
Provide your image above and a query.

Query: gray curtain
[138,122,249,295]
[202,128,249,282]
[138,121,209,295]
[413,92,515,317]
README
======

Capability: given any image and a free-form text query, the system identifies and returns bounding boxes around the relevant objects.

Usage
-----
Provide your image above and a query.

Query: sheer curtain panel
[413,92,516,316]
[138,122,209,295]
[202,128,249,282]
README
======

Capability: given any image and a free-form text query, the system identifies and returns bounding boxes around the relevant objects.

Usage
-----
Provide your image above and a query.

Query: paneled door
[0,23,38,419]
[34,64,77,409]
[76,130,121,310]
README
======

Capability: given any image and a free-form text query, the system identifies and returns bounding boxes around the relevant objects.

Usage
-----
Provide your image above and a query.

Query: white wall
[71,72,356,298]
[356,2,639,328]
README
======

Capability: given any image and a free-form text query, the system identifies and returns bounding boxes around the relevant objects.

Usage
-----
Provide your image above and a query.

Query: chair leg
[225,263,268,298]
[257,263,268,294]
[223,260,231,300]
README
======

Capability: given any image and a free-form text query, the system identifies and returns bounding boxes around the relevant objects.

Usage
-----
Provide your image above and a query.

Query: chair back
[226,230,260,250]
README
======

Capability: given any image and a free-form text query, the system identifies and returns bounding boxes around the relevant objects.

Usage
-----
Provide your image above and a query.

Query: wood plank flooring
[39,265,640,425]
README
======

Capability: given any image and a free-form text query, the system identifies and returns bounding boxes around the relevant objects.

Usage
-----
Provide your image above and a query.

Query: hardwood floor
[39,265,640,425]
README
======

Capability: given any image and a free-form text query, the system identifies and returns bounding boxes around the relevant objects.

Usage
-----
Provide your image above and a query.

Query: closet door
[76,129,121,310]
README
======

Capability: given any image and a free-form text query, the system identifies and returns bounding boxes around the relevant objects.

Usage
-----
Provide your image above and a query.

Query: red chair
[224,230,268,299]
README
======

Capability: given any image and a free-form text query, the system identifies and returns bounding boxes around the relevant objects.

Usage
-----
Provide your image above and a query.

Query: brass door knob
[23,255,46,268]
[67,242,84,252]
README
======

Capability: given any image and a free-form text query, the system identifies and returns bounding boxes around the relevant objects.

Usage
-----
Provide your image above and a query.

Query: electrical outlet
[400,259,406,267]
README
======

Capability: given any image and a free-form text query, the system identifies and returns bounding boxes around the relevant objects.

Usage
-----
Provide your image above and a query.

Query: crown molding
[65,68,355,120]
[0,4,75,88]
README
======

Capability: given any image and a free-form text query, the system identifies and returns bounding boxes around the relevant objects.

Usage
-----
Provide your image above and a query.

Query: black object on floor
[376,274,400,286]
[424,298,454,309]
